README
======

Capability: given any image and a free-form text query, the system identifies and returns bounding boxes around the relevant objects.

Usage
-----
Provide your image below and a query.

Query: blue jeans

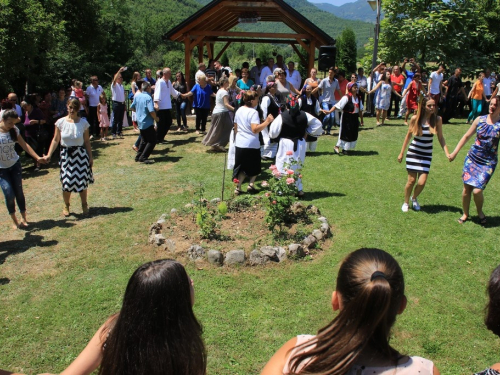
[176,101,187,128]
[321,102,335,132]
[0,160,26,214]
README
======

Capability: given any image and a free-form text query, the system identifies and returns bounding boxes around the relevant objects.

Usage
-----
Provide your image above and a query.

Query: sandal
[247,185,258,194]
[457,216,468,224]
[479,215,487,226]
[334,147,340,155]
[234,188,243,196]
[63,204,70,217]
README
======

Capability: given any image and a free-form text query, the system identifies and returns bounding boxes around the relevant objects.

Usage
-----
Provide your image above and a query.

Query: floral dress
[462,115,500,190]
[474,369,500,375]
[375,83,392,110]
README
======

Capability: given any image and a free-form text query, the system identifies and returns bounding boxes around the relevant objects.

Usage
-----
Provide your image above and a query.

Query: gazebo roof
[164,0,335,46]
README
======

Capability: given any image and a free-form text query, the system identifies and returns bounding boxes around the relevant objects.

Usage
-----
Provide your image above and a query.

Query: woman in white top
[202,76,234,152]
[233,91,273,194]
[0,110,45,229]
[261,248,440,375]
[43,99,93,217]
[261,79,282,159]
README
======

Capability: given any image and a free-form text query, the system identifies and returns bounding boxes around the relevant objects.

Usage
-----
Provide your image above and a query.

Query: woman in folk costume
[323,82,363,155]
[261,78,282,160]
[299,84,321,152]
[269,95,323,196]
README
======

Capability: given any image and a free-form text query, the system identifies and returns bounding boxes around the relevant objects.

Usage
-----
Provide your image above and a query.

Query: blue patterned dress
[474,369,500,375]
[462,115,500,190]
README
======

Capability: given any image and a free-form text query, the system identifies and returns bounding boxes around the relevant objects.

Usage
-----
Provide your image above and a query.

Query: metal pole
[221,151,227,201]
[370,0,381,91]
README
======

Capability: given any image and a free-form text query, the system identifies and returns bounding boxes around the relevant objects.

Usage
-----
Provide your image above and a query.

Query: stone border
[148,202,332,267]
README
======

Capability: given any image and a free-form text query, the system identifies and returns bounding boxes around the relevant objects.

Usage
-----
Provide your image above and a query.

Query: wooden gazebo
[163,0,335,82]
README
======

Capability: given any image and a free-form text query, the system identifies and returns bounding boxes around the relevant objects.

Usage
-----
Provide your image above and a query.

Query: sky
[308,0,358,5]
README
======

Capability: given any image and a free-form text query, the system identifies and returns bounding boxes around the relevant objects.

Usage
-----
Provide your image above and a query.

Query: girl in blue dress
[449,96,500,225]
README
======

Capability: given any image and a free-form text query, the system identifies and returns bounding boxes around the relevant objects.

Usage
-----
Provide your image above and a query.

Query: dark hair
[243,91,258,106]
[2,110,20,142]
[289,248,405,374]
[1,99,13,110]
[98,259,206,375]
[176,71,186,85]
[486,265,500,336]
[411,95,437,136]
[67,98,80,110]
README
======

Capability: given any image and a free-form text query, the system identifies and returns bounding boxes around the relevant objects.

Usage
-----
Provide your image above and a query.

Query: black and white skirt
[60,146,94,192]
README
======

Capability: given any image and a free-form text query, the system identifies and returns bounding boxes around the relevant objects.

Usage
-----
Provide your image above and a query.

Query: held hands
[37,156,48,165]
[448,152,456,162]
[41,154,51,164]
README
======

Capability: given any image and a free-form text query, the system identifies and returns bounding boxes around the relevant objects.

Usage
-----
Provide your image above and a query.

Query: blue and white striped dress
[406,123,434,173]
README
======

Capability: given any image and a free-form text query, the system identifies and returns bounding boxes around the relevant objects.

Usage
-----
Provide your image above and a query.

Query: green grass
[1,116,500,375]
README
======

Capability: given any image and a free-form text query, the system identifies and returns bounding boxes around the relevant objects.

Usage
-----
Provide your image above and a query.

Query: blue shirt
[130,92,155,129]
[404,70,415,89]
[237,79,254,90]
[191,84,213,109]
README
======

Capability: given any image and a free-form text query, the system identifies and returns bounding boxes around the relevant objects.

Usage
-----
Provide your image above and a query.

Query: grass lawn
[1,115,500,375]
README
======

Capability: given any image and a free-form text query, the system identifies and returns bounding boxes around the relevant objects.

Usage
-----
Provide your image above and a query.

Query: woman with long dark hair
[40,259,206,375]
[173,71,189,131]
[261,248,440,375]
[398,96,449,212]
[449,96,500,225]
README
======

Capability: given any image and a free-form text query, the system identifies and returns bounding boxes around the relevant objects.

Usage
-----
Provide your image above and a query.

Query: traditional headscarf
[286,94,300,116]
[347,82,358,91]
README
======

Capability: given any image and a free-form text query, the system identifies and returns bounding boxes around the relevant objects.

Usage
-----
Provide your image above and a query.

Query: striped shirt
[406,123,434,173]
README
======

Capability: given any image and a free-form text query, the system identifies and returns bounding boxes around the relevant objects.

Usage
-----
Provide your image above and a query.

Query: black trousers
[156,109,172,142]
[135,125,157,162]
[443,95,458,123]
[195,108,209,131]
[388,92,401,118]
[88,106,99,136]
[112,101,125,135]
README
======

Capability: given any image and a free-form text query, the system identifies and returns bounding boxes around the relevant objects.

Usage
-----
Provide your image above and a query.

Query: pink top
[75,88,84,98]
[283,335,434,375]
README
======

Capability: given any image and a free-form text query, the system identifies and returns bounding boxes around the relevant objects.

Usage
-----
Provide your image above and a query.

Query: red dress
[406,81,421,110]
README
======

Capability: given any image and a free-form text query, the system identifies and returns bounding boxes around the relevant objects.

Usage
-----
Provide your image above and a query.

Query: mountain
[311,0,383,24]
[192,0,373,46]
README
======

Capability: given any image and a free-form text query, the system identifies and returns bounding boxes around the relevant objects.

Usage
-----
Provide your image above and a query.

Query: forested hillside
[312,0,384,24]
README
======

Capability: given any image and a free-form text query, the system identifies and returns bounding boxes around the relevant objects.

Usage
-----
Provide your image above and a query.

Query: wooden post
[197,44,203,63]
[205,42,213,59]
[184,38,191,86]
[308,40,316,73]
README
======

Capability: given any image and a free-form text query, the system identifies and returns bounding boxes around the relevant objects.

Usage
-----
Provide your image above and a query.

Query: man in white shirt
[85,76,104,139]
[153,67,180,144]
[111,67,126,139]
[250,58,262,85]
[428,64,445,112]
[195,62,206,84]
[260,58,274,88]
[7,93,22,117]
[315,67,342,134]
[286,61,302,91]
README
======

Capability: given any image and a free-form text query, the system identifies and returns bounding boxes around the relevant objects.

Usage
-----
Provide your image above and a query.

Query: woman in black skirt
[43,98,94,216]
[233,91,274,194]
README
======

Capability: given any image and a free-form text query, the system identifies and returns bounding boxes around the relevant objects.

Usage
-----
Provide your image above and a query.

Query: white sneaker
[411,197,421,211]
[402,203,409,212]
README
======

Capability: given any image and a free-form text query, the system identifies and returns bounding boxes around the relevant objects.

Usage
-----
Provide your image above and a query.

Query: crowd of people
[2,249,500,375]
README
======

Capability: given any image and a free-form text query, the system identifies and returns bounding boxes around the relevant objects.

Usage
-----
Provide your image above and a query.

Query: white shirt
[195,70,205,84]
[0,126,20,169]
[234,106,261,149]
[250,65,262,85]
[86,85,104,107]
[334,94,363,113]
[286,70,302,91]
[260,66,273,88]
[483,76,493,96]
[56,117,90,147]
[154,79,179,110]
[429,71,443,95]
[269,111,323,139]
[298,97,320,116]
[111,83,125,102]
[212,89,229,114]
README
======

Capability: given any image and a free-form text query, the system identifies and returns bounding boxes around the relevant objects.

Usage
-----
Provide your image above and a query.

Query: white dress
[269,112,322,191]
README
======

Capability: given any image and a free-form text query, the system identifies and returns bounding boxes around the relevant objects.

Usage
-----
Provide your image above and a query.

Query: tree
[338,28,357,74]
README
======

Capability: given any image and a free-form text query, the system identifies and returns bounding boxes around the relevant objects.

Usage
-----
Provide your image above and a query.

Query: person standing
[260,58,275,89]
[401,73,423,126]
[467,72,488,124]
[368,71,402,126]
[286,61,301,91]
[173,71,189,132]
[443,68,467,123]
[398,97,449,212]
[153,67,180,144]
[315,67,342,135]
[236,68,254,90]
[85,76,103,140]
[111,67,126,139]
[250,58,262,86]
[482,68,494,115]
[427,64,445,112]
[131,81,159,164]
[389,66,405,118]
[181,74,215,134]
[43,99,94,216]
[449,96,500,225]
[356,67,368,107]
[143,69,156,92]
[7,93,22,117]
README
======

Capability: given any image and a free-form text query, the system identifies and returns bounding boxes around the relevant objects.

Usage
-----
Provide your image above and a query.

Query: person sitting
[474,264,500,375]
[261,248,440,375]
[37,259,206,375]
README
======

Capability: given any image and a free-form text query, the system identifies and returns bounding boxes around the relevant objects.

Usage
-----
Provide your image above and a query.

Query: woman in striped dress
[398,97,449,212]
[43,99,94,216]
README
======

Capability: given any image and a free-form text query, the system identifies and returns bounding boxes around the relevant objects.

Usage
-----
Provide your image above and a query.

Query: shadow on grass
[0,233,58,265]
[167,137,198,147]
[306,151,335,157]
[27,219,76,232]
[348,150,379,156]
[0,278,10,285]
[22,168,50,180]
[300,191,346,201]
[72,206,134,220]
[149,155,183,164]
[480,216,500,228]
[421,204,462,214]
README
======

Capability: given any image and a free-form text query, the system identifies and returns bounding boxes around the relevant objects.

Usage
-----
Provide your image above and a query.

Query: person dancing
[398,96,449,212]
[449,96,500,225]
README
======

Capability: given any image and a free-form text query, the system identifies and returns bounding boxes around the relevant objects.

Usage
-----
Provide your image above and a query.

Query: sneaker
[112,134,117,139]
[411,197,420,211]
[140,159,155,164]
[401,203,409,212]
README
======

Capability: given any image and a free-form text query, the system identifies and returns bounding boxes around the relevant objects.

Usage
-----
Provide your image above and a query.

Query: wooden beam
[205,42,213,59]
[291,43,307,67]
[214,42,232,61]
[191,31,310,39]
[189,35,205,50]
[205,37,299,44]
[308,40,316,75]
[184,39,191,87]
[221,1,279,7]
[197,44,203,63]
[295,38,310,51]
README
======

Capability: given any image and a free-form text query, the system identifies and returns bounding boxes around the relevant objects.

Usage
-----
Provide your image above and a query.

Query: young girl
[401,73,423,126]
[261,248,440,375]
[37,259,206,375]
[97,93,110,141]
[368,71,402,126]
[398,96,449,212]
[0,110,45,229]
[73,81,87,117]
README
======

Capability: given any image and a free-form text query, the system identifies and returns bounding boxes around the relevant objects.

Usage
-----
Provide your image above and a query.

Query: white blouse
[56,117,90,147]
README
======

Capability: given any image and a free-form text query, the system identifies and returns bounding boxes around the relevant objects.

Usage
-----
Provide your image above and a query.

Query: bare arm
[112,67,125,85]
[16,133,44,162]
[223,95,234,112]
[149,110,159,123]
[427,78,433,95]
[251,115,274,134]
[289,82,301,96]
[398,120,415,162]
[260,337,298,375]
[435,116,449,157]
[83,128,93,168]
[367,80,383,95]
[44,126,62,161]
[449,118,479,161]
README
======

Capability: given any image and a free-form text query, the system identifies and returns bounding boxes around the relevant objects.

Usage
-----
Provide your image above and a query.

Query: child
[401,73,423,126]
[0,110,45,229]
[97,93,110,141]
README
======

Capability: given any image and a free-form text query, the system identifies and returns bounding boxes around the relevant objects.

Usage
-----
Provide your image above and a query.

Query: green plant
[262,156,302,233]
[217,201,228,217]
[194,183,217,238]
